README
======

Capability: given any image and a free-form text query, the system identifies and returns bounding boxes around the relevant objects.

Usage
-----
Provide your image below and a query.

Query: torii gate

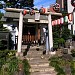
[5,8,62,56]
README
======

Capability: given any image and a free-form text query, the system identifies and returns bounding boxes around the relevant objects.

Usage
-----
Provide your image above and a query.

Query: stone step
[23,52,43,57]
[26,54,43,57]
[26,57,48,61]
[26,57,41,60]
[22,45,27,49]
[26,55,50,61]
[23,47,43,51]
[29,60,49,65]
[30,46,44,49]
[29,67,54,72]
[26,55,43,58]
[30,71,57,75]
[29,62,49,67]
[27,51,43,55]
[28,58,48,62]
[29,47,43,50]
[30,66,54,71]
[30,63,49,68]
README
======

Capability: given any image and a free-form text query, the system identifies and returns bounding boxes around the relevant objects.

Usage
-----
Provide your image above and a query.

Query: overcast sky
[34,0,56,8]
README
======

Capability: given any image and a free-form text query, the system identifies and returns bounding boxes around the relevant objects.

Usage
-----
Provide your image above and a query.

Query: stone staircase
[25,46,57,75]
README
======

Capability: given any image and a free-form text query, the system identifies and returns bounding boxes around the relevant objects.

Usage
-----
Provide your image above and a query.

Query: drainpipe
[73,8,75,35]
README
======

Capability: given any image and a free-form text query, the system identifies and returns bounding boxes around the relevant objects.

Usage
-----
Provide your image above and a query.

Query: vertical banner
[68,13,72,21]
[57,19,60,25]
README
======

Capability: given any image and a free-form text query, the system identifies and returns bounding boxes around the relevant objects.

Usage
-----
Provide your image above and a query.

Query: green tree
[61,26,70,40]
[0,12,13,50]
[0,12,8,31]
[0,0,34,9]
[53,25,71,48]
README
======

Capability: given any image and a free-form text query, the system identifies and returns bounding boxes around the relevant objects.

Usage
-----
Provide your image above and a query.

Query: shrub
[49,56,66,75]
[0,50,30,75]
[71,49,75,57]
[23,59,31,75]
[71,61,75,75]
[0,56,19,75]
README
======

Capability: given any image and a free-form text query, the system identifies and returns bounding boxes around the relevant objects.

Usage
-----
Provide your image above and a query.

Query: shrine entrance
[22,23,41,45]
[2,8,62,53]
[22,24,36,44]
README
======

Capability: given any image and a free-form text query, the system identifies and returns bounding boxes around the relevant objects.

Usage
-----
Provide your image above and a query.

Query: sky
[34,0,56,8]
[0,0,56,13]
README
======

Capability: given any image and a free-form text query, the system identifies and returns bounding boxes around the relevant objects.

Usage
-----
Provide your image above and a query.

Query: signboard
[35,13,40,20]
[28,19,35,22]
[28,19,48,23]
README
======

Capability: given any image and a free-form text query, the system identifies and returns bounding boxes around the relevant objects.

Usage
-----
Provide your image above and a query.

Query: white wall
[3,24,17,50]
[67,0,74,13]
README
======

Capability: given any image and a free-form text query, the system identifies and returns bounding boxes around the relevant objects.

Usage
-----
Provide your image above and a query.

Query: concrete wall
[3,24,18,50]
[67,0,74,13]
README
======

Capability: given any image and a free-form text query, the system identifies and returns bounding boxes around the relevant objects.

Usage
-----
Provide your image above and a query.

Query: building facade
[56,0,74,13]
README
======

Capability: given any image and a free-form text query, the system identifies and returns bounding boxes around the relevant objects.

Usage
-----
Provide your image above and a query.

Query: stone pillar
[35,24,38,44]
[73,9,75,35]
[68,24,72,30]
[46,35,49,54]
[48,14,53,51]
[11,30,16,50]
[17,12,23,53]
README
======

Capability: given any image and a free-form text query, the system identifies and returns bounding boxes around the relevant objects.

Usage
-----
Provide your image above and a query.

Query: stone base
[46,50,49,55]
[49,51,56,55]
[16,52,23,57]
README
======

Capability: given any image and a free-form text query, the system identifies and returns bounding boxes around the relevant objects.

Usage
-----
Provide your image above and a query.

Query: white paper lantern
[64,16,68,22]
[60,17,64,24]
[52,21,55,26]
[57,19,60,25]
[55,20,57,25]
[68,13,72,21]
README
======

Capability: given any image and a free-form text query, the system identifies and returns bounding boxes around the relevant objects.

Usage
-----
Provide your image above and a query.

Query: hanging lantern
[60,17,64,24]
[57,19,60,25]
[22,9,27,15]
[39,7,46,14]
[64,16,68,22]
[52,21,55,26]
[68,13,72,21]
[29,9,35,15]
[53,3,60,12]
[55,20,57,25]
[53,21,55,25]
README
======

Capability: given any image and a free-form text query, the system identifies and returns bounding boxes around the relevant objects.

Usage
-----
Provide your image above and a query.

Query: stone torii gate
[5,8,62,55]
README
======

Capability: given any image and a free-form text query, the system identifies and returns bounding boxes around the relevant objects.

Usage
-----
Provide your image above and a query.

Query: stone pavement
[25,45,57,75]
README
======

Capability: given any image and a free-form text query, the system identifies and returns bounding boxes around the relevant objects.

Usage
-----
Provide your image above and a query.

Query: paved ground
[24,45,57,75]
